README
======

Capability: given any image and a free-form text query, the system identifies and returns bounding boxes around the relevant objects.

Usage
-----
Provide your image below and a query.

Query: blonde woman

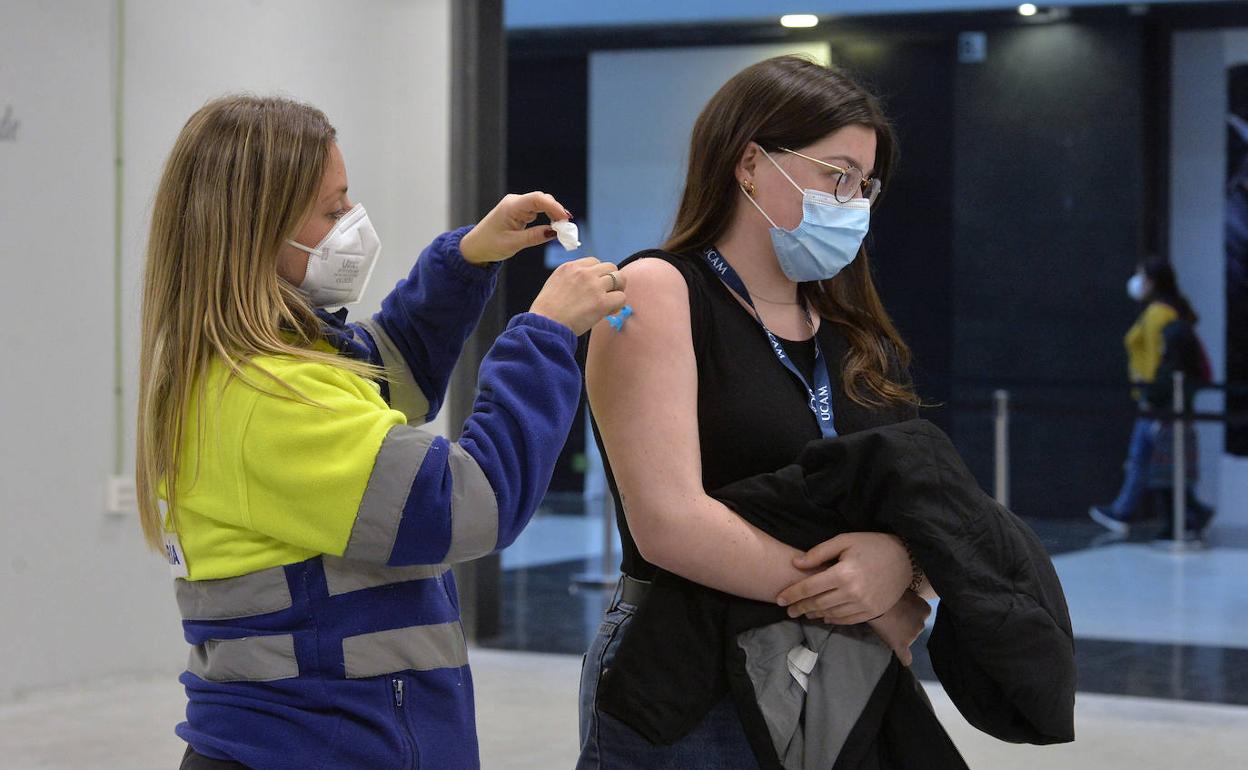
[137,95,625,770]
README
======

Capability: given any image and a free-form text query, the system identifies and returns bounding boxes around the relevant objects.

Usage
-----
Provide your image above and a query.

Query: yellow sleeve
[240,361,405,555]
[1125,303,1178,384]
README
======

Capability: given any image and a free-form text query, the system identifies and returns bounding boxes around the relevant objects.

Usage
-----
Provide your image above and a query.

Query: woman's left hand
[459,191,572,265]
[775,532,912,625]
[866,591,931,666]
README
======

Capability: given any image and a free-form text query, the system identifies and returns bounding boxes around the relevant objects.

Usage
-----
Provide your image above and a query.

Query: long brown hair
[136,95,375,551]
[1141,256,1198,324]
[664,55,917,409]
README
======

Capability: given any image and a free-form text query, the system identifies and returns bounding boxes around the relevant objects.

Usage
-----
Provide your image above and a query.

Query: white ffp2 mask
[287,203,381,308]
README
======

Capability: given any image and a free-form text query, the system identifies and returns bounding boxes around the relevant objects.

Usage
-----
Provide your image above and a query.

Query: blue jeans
[575,586,760,770]
[1109,417,1158,519]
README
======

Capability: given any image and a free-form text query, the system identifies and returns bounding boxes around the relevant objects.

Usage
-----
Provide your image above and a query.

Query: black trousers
[180,745,250,770]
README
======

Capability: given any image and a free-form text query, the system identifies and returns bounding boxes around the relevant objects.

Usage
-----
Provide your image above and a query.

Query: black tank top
[589,250,918,579]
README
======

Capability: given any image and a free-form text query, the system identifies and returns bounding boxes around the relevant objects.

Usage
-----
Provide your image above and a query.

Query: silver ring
[606,272,619,292]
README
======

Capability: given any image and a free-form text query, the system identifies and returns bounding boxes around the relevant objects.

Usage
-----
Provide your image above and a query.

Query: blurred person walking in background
[1090,257,1214,540]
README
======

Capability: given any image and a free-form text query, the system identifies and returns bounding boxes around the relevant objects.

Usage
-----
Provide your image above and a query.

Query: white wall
[588,43,830,267]
[120,0,455,455]
[1171,29,1248,527]
[0,0,451,701]
[0,0,137,701]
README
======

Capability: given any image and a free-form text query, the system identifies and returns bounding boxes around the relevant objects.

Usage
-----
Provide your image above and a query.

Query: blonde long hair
[136,95,373,552]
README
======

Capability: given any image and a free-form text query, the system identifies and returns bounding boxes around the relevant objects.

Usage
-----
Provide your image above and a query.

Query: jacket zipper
[392,677,418,769]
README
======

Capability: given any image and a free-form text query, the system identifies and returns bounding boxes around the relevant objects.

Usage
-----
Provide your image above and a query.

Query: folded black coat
[598,419,1076,768]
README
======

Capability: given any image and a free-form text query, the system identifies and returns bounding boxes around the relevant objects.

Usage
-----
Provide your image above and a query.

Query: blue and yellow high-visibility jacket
[167,227,580,770]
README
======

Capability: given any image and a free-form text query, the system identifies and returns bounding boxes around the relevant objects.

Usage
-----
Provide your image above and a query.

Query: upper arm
[243,316,580,567]
[368,227,499,423]
[1146,321,1188,408]
[586,258,703,555]
[241,370,505,566]
[1143,306,1176,365]
[240,362,498,565]
[355,317,433,424]
[241,363,406,556]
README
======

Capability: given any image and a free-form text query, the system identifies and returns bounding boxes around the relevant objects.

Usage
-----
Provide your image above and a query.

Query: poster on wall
[1229,64,1248,456]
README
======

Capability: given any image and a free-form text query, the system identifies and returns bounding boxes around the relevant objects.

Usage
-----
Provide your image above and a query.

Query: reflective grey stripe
[343,426,436,563]
[443,444,500,562]
[322,555,448,596]
[358,318,431,424]
[342,622,468,679]
[174,567,292,621]
[187,634,299,682]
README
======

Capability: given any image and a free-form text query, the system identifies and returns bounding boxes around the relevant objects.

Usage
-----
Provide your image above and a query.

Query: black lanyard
[702,247,837,438]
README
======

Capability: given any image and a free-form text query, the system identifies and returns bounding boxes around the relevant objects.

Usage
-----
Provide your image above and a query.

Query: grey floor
[5,512,1247,768]
[3,649,1248,769]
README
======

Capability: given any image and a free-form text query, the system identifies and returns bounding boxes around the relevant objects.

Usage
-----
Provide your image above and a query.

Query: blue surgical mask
[741,149,870,283]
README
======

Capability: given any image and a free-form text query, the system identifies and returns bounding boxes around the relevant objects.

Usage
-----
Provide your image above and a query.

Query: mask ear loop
[761,147,806,195]
[739,182,779,228]
[740,147,809,227]
[738,144,808,227]
[284,203,367,256]
[285,240,320,256]
[734,181,815,328]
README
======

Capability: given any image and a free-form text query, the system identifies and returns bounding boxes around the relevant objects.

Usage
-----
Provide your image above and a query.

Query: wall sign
[957,32,987,64]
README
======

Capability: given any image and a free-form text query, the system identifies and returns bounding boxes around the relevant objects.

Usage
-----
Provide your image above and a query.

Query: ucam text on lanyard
[701,247,837,439]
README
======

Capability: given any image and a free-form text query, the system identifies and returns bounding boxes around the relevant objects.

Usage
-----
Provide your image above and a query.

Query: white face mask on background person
[287,203,381,308]
[1126,272,1151,302]
[741,149,871,283]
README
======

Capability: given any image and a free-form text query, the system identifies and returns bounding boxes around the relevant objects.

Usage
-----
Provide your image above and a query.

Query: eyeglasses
[778,147,881,204]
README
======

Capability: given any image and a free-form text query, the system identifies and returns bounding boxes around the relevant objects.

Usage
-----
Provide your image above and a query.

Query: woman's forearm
[629,492,813,602]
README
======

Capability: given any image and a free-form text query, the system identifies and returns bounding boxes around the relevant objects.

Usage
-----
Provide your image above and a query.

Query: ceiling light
[1018,3,1038,15]
[780,14,819,28]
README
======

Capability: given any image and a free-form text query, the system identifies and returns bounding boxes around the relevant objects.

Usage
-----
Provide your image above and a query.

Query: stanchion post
[994,389,1010,508]
[600,493,616,581]
[1172,370,1187,543]
[571,493,620,591]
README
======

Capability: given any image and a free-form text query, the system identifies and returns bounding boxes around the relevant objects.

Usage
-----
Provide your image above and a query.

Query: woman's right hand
[864,591,931,666]
[530,257,627,336]
[459,191,571,265]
